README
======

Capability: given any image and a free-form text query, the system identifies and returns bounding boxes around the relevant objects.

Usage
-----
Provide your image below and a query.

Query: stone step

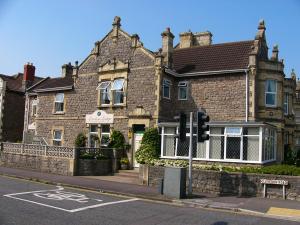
[115,170,139,178]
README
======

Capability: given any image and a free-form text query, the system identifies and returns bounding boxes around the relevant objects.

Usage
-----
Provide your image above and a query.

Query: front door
[132,124,145,168]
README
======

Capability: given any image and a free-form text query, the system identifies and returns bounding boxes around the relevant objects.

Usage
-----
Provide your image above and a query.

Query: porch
[159,122,277,164]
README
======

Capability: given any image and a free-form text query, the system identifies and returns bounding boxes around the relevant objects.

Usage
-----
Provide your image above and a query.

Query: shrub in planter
[135,128,160,164]
[80,152,94,160]
[109,130,125,149]
[75,133,87,148]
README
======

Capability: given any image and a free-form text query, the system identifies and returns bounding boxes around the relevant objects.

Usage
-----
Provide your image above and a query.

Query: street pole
[188,112,193,196]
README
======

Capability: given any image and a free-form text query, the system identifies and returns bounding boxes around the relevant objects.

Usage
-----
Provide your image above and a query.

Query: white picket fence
[1,142,75,159]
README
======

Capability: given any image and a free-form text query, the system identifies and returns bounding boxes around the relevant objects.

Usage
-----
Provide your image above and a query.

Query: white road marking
[69,198,139,213]
[3,186,139,213]
[3,186,64,196]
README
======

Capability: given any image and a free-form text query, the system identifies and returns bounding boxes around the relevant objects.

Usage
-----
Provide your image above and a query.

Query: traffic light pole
[188,112,193,196]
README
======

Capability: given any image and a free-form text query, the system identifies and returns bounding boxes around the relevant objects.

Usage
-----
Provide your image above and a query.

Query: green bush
[109,130,125,149]
[75,133,87,148]
[192,163,300,176]
[79,152,94,159]
[135,128,160,164]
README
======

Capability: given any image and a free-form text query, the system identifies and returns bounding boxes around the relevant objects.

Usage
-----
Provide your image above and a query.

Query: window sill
[265,105,277,108]
[53,112,65,115]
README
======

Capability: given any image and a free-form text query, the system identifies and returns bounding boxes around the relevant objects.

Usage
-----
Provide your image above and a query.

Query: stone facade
[0,152,75,176]
[143,165,300,201]
[23,17,297,166]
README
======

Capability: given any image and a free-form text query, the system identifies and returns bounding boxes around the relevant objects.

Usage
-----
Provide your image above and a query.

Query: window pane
[244,127,259,135]
[102,125,110,133]
[210,127,223,135]
[113,90,124,104]
[55,93,64,102]
[55,102,64,112]
[179,87,187,99]
[112,79,124,90]
[164,127,176,134]
[90,125,97,133]
[101,90,111,104]
[266,93,275,105]
[163,135,176,156]
[163,85,170,98]
[243,136,259,161]
[54,130,62,139]
[98,81,111,89]
[226,137,241,159]
[196,142,206,158]
[225,127,242,135]
[209,136,223,159]
[266,80,276,92]
[101,134,110,146]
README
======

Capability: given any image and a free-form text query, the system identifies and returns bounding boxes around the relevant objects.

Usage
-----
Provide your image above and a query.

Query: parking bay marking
[3,186,139,213]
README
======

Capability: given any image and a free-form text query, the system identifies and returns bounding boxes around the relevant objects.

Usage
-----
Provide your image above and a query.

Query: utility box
[163,167,186,199]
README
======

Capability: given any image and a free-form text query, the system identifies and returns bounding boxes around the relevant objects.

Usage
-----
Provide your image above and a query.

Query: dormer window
[111,78,125,105]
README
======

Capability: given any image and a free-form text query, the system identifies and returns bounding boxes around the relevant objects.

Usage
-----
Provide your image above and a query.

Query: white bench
[260,179,288,200]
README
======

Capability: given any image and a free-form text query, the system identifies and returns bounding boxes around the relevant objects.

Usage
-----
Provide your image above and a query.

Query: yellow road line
[267,207,300,218]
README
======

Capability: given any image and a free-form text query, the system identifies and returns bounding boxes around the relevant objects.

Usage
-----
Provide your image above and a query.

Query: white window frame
[111,78,125,105]
[178,81,188,100]
[162,79,171,99]
[265,80,277,107]
[54,93,64,113]
[32,99,38,116]
[97,81,111,106]
[100,124,111,146]
[284,92,289,115]
[89,124,99,148]
[53,130,62,146]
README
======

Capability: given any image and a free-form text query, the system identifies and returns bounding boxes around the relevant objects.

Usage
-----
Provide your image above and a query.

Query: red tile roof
[173,40,254,74]
[0,73,43,92]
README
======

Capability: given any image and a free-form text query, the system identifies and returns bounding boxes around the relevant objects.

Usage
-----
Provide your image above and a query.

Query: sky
[0,0,299,78]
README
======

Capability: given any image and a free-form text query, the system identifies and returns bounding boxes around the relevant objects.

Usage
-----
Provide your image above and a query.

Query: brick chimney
[161,27,174,68]
[24,62,35,82]
[23,62,35,90]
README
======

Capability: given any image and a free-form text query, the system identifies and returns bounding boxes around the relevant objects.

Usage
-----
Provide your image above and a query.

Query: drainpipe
[23,93,29,143]
[245,69,249,123]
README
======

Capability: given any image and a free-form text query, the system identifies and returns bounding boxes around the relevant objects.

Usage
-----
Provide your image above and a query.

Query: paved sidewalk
[0,166,299,221]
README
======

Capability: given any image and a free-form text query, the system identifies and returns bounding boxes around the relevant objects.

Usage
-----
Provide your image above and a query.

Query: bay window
[265,80,277,107]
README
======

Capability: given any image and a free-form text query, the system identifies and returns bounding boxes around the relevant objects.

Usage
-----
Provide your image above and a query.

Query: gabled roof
[173,40,254,74]
[0,73,44,92]
[32,76,74,92]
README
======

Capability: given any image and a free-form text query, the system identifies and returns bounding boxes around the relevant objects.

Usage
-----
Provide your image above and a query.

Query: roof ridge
[174,39,254,51]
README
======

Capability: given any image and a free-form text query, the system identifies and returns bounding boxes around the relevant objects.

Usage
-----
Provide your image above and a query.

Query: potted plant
[120,157,129,170]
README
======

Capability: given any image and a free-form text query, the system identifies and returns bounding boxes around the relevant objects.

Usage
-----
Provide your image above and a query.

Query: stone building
[0,63,43,142]
[23,17,297,166]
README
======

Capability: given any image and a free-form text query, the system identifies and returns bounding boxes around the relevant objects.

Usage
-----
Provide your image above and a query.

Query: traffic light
[197,111,210,142]
[179,112,186,142]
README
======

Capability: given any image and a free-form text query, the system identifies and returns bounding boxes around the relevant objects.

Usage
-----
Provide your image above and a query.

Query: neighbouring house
[23,17,297,167]
[0,63,44,142]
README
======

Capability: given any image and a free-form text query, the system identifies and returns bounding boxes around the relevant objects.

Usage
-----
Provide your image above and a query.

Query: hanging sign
[85,110,114,124]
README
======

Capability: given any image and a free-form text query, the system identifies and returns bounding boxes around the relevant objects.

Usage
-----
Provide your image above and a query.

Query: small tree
[75,133,87,148]
[135,128,160,164]
[109,130,125,149]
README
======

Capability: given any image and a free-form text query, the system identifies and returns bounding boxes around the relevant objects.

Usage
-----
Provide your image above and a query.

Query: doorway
[132,124,145,168]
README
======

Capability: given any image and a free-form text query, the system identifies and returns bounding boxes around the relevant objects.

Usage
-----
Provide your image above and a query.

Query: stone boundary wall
[0,152,75,176]
[140,165,300,201]
[75,159,112,176]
